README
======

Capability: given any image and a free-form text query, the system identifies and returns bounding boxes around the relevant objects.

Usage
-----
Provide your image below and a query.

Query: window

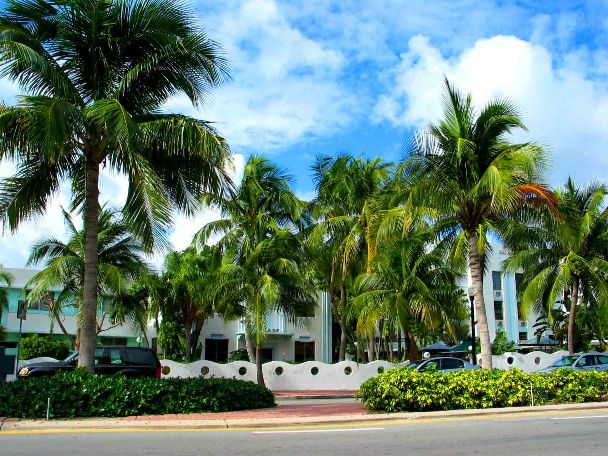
[492,271,502,290]
[205,339,229,363]
[519,331,528,341]
[124,348,156,366]
[295,341,315,362]
[419,360,439,372]
[94,347,123,365]
[494,301,504,321]
[441,358,464,370]
[597,356,608,365]
[578,356,597,367]
[100,337,127,346]
[27,299,48,312]
[260,348,274,362]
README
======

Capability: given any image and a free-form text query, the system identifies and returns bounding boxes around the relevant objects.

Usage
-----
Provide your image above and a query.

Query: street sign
[16,300,27,320]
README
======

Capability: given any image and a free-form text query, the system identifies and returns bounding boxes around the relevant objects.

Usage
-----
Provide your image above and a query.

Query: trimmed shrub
[19,334,70,360]
[357,368,608,412]
[0,370,276,419]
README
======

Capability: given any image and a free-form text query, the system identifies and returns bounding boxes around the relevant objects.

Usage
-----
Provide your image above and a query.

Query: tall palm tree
[195,156,314,385]
[406,79,554,368]
[0,0,233,371]
[25,207,150,345]
[504,178,608,354]
[308,154,393,361]
[353,226,468,361]
[213,228,316,386]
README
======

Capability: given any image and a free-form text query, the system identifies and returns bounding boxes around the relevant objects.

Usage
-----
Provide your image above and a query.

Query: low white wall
[160,359,407,390]
[491,350,569,372]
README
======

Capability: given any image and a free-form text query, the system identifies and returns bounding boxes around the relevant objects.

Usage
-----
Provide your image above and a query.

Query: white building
[1,243,532,365]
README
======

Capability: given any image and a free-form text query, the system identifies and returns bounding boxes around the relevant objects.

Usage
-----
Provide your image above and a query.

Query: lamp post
[468,287,477,365]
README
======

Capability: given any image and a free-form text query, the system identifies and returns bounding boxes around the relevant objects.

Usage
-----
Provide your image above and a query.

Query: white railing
[236,310,288,335]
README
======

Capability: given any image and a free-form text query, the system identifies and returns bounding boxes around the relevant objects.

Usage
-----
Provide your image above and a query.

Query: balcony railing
[493,290,503,299]
[236,310,289,335]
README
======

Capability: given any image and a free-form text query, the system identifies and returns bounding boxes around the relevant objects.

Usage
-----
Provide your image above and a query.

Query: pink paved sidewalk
[123,402,367,421]
[274,390,357,398]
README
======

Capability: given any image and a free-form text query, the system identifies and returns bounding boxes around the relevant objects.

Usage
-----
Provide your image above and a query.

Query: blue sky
[2,0,608,266]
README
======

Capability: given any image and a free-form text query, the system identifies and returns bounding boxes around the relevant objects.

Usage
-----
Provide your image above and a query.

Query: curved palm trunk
[184,319,192,362]
[467,232,492,369]
[255,344,265,387]
[406,331,419,361]
[79,161,101,373]
[368,336,376,362]
[245,325,256,363]
[568,279,579,355]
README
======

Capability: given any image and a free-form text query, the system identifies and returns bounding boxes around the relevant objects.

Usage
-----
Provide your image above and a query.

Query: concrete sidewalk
[2,401,608,433]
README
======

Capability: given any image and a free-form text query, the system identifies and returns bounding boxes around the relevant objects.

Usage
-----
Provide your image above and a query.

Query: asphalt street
[2,410,607,455]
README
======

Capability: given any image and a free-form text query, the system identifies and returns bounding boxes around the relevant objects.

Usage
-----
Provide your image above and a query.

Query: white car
[539,353,608,373]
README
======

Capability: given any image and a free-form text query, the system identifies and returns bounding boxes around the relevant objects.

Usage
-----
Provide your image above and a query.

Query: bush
[0,370,276,419]
[19,334,70,360]
[357,368,608,412]
[228,348,250,362]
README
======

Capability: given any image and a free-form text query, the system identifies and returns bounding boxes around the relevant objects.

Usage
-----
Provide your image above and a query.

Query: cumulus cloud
[169,0,356,151]
[373,34,608,185]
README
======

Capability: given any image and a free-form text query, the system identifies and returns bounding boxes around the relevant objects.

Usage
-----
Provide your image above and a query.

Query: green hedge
[0,370,276,419]
[19,334,70,360]
[357,368,608,412]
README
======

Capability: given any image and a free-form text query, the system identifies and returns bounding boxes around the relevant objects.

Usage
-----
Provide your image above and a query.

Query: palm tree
[0,0,233,371]
[405,79,554,368]
[212,228,316,386]
[195,156,315,385]
[353,226,468,361]
[308,154,393,361]
[25,207,150,345]
[147,246,220,361]
[504,178,608,354]
[0,266,13,341]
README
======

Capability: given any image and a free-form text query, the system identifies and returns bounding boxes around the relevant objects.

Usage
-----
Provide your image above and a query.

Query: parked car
[17,346,161,378]
[539,353,608,373]
[408,357,480,372]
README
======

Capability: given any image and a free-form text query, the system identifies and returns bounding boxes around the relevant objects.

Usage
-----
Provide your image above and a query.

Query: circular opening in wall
[377,366,385,374]
[201,366,210,375]
[507,356,514,365]
[161,365,171,375]
[239,367,247,376]
[344,366,352,376]
[311,366,319,376]
[275,366,284,376]
[534,357,541,365]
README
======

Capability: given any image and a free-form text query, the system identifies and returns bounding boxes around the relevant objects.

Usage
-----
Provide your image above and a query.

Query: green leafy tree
[353,226,468,361]
[308,154,392,361]
[146,246,220,361]
[0,265,12,341]
[0,0,233,371]
[24,207,150,345]
[195,156,315,386]
[504,179,608,354]
[405,79,554,369]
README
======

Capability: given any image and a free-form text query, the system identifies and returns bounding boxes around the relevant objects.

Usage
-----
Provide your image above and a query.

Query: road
[1,409,607,455]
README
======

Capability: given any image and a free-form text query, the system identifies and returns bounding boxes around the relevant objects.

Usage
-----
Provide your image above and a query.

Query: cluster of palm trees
[1,1,607,384]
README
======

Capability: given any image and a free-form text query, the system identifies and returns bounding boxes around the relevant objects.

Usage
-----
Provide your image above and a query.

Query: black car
[17,346,161,378]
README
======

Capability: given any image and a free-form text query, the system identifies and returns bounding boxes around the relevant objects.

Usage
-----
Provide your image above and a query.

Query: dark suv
[17,346,161,378]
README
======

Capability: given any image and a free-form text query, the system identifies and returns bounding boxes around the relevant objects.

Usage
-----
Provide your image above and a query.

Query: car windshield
[63,352,78,363]
[551,356,579,367]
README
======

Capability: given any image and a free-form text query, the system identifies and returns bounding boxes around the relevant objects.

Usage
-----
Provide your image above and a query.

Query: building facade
[1,245,531,365]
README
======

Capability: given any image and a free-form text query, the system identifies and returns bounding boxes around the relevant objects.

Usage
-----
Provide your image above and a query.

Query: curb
[2,402,607,433]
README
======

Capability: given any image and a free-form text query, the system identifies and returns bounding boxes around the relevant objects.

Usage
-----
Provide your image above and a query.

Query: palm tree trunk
[245,324,256,363]
[184,320,192,362]
[79,160,101,373]
[406,331,419,361]
[568,279,579,355]
[338,282,348,361]
[256,344,265,387]
[368,336,376,362]
[467,232,492,369]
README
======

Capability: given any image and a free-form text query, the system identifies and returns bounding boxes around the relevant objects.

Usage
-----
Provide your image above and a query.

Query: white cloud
[373,34,608,185]
[173,0,356,151]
